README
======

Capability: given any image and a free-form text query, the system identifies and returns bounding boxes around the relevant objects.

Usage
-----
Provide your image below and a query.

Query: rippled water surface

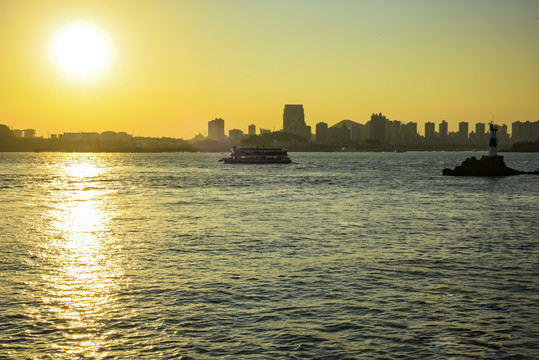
[1,151,538,359]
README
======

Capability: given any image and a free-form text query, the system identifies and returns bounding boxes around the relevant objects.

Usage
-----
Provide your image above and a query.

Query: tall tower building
[283,104,304,130]
[386,120,401,145]
[498,124,509,144]
[401,122,418,145]
[475,122,486,136]
[367,113,388,145]
[283,104,311,139]
[458,121,469,141]
[439,120,448,139]
[472,122,487,145]
[512,121,523,142]
[208,118,225,140]
[350,125,363,142]
[248,124,256,136]
[315,122,329,144]
[425,122,436,140]
[228,129,243,142]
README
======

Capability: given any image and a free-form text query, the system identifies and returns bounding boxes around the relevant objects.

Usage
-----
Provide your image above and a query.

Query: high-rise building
[512,121,524,141]
[470,122,485,145]
[425,122,436,140]
[386,120,401,145]
[315,122,329,144]
[498,124,510,144]
[401,122,418,145]
[228,129,243,142]
[329,124,350,145]
[470,122,487,145]
[512,120,539,142]
[350,125,363,142]
[283,104,304,129]
[283,104,311,139]
[475,122,486,136]
[458,121,469,142]
[367,113,387,144]
[248,124,256,136]
[208,118,225,140]
[439,120,448,139]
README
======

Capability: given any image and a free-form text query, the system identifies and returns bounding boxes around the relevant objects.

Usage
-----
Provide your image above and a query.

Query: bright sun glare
[65,163,101,178]
[49,21,114,82]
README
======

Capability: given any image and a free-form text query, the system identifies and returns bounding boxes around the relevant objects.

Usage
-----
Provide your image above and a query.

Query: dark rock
[443,156,522,176]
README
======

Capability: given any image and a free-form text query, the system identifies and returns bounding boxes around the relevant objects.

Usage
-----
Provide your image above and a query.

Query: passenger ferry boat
[219,146,292,164]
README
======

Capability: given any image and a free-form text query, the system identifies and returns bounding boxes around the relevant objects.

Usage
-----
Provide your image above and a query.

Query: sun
[49,21,114,82]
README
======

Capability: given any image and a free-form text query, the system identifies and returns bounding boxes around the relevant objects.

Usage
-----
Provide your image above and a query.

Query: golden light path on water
[2,151,536,358]
[29,154,125,358]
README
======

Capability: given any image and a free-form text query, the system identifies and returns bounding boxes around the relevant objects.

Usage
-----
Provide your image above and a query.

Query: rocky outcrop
[443,155,539,176]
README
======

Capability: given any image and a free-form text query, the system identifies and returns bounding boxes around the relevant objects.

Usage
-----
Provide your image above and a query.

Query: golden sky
[1,0,538,138]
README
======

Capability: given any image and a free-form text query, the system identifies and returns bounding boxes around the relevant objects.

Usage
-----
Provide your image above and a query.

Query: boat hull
[219,147,292,164]
[220,157,291,164]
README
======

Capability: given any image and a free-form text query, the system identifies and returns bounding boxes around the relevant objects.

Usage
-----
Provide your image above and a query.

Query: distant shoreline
[1,148,538,153]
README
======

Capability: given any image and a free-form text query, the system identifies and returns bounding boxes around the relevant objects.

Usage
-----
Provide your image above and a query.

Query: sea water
[1,151,538,359]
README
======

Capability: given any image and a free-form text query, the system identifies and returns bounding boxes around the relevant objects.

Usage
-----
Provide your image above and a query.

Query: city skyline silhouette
[1,1,538,139]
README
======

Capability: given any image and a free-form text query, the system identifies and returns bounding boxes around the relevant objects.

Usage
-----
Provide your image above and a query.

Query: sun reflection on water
[63,161,102,178]
[30,154,125,358]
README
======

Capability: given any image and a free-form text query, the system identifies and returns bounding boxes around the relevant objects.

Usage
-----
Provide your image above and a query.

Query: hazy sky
[1,0,538,138]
